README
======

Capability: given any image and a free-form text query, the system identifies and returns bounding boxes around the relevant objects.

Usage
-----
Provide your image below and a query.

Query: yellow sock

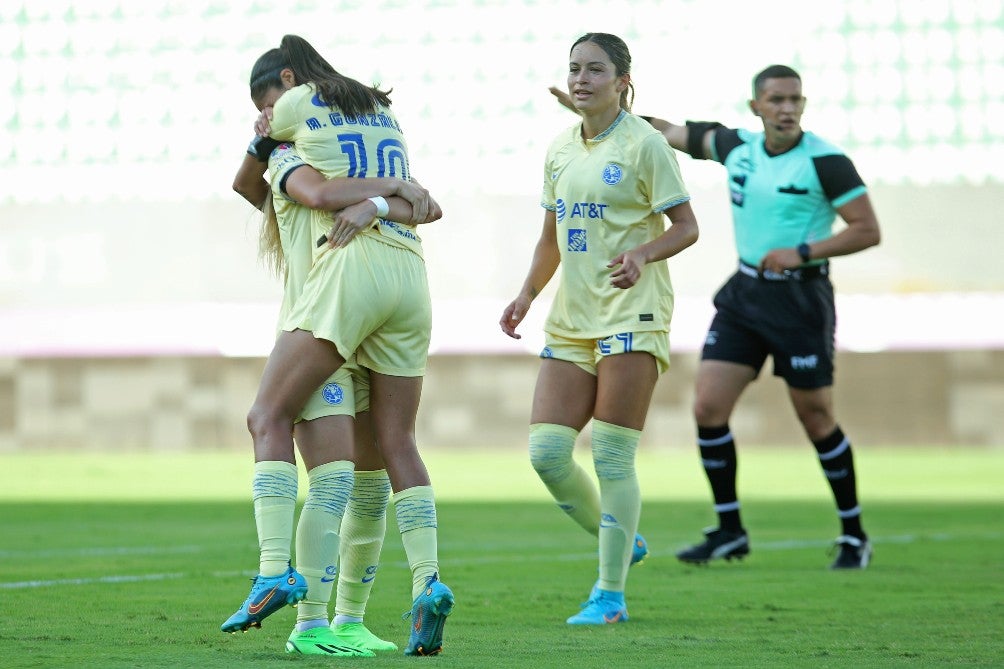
[393,485,439,600]
[252,461,298,577]
[592,420,641,592]
[335,469,391,619]
[529,423,601,535]
[294,461,354,624]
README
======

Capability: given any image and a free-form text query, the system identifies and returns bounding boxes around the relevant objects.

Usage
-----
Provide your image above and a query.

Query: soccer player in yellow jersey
[500,33,699,625]
[237,35,454,657]
[225,68,440,655]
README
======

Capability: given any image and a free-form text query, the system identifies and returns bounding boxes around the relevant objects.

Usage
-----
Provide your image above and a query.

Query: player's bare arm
[549,85,698,155]
[500,210,561,339]
[295,174,438,226]
[232,153,270,209]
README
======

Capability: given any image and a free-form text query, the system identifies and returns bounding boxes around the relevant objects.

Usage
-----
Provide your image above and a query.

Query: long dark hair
[570,32,634,111]
[249,34,392,116]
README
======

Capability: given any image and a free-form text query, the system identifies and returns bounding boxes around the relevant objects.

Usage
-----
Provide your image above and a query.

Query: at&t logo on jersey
[566,201,608,220]
[556,198,567,223]
[322,382,344,405]
[602,163,623,185]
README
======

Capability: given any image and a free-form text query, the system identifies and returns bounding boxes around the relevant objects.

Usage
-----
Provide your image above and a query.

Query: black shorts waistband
[738,260,828,282]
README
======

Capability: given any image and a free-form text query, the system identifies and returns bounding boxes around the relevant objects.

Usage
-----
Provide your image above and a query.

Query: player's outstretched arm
[547,86,697,156]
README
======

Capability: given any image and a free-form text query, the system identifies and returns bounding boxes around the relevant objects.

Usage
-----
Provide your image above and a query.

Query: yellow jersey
[541,110,690,338]
[269,83,423,259]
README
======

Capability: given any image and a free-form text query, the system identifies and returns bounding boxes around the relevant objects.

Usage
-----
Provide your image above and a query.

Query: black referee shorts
[700,263,836,389]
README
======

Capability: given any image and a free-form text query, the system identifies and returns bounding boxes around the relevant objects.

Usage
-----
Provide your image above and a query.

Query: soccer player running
[501,33,698,625]
[224,97,438,655]
[227,35,454,656]
[555,64,881,569]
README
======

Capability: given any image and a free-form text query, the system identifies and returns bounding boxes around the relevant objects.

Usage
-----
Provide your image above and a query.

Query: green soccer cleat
[285,626,375,656]
[330,621,398,652]
[220,565,307,633]
[403,573,455,656]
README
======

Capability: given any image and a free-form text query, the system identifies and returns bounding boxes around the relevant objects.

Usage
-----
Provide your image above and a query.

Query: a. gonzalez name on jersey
[303,94,403,133]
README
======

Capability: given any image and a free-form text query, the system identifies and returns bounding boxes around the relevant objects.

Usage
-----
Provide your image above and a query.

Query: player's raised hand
[254,107,274,137]
[548,86,578,114]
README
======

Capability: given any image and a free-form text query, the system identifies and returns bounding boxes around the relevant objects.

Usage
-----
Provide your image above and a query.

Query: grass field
[1,448,1002,668]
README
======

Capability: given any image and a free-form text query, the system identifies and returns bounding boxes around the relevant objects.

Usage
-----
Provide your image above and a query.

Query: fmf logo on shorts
[791,355,819,370]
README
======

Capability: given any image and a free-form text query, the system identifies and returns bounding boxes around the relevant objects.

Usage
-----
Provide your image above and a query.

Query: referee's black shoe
[676,527,750,564]
[830,535,872,569]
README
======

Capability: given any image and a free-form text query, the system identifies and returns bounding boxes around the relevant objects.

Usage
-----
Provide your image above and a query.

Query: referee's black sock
[697,425,743,533]
[813,426,866,540]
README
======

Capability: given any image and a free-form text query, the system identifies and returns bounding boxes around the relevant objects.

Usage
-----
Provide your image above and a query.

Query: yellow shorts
[285,233,431,377]
[297,358,371,422]
[541,330,671,375]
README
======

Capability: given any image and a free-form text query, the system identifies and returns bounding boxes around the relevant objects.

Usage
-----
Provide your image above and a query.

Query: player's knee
[528,423,577,483]
[793,403,835,438]
[246,402,290,441]
[693,395,726,426]
[801,415,837,441]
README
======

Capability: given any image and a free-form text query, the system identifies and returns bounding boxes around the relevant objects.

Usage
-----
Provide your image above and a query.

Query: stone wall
[2,350,1001,452]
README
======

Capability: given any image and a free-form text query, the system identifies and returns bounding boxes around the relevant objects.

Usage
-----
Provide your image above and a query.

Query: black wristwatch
[797,242,812,263]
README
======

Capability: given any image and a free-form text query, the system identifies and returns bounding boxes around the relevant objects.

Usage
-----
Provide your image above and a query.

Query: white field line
[0,569,256,590]
[0,545,204,559]
[1,532,999,590]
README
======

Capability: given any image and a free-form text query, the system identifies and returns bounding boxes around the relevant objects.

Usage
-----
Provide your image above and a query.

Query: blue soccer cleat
[221,565,308,633]
[631,532,649,566]
[567,588,629,625]
[403,573,455,656]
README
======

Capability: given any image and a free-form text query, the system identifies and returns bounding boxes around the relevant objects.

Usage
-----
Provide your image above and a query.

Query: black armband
[247,135,280,161]
[685,120,723,160]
